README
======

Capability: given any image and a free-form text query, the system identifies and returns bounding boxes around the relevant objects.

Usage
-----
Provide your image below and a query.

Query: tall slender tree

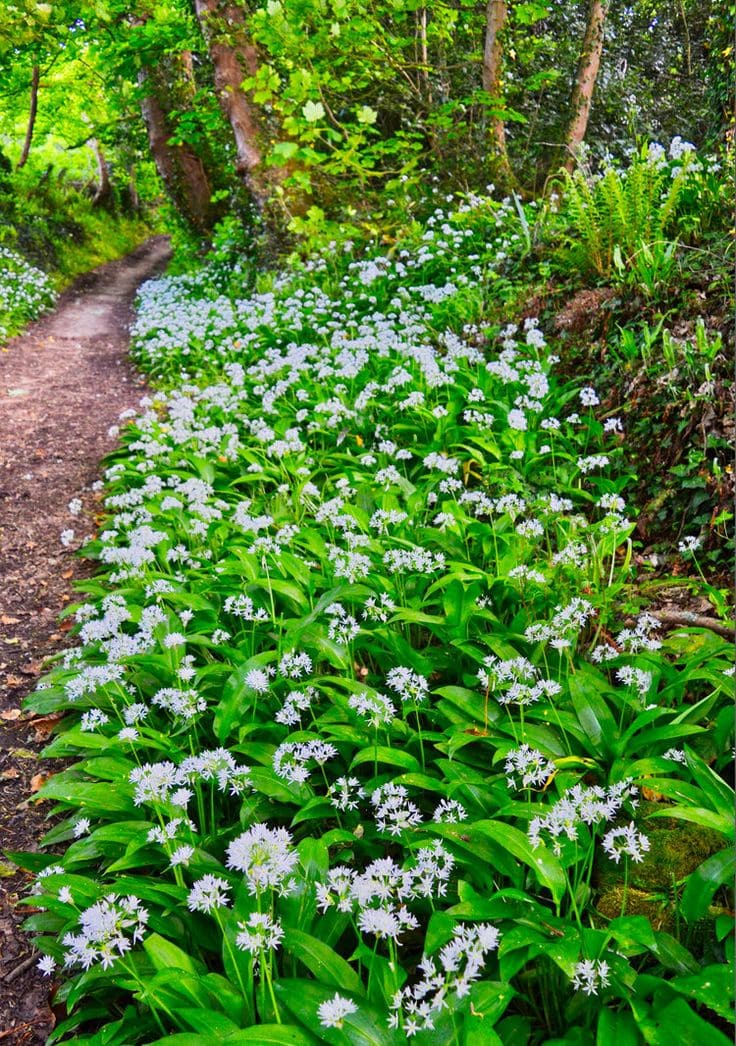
[16,64,40,169]
[562,0,611,170]
[482,0,516,189]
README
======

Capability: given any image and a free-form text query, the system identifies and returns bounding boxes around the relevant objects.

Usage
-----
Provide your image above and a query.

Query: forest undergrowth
[0,158,152,344]
[9,142,735,1044]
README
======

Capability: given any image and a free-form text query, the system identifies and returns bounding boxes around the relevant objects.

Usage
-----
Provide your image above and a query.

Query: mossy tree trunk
[138,58,217,233]
[17,64,40,170]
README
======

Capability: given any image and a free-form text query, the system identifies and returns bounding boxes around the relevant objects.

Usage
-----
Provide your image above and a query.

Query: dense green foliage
[10,145,733,1044]
[1,2,733,1043]
[2,0,731,240]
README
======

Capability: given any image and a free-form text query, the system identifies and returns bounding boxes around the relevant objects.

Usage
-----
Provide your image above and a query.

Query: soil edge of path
[0,236,171,1044]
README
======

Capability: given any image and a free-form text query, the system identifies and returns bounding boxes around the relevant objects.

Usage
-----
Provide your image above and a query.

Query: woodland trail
[0,237,170,1043]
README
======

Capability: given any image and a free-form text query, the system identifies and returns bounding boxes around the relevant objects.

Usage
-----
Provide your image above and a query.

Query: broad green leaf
[472,820,566,904]
[637,995,732,1045]
[608,914,657,951]
[225,1028,318,1044]
[679,848,735,922]
[465,980,515,1035]
[427,822,520,881]
[350,747,421,772]
[215,652,278,742]
[670,964,734,1021]
[283,928,364,995]
[177,1009,241,1036]
[148,1037,219,1046]
[143,933,202,975]
[34,778,134,814]
[596,1008,639,1046]
[651,931,699,974]
[684,747,734,818]
[276,978,401,1044]
[272,141,299,161]
[569,669,617,756]
[646,805,733,837]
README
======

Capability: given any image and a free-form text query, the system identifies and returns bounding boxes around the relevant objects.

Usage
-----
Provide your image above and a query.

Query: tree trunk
[562,0,610,171]
[417,8,431,102]
[482,0,516,190]
[91,138,114,208]
[193,0,284,207]
[138,63,216,232]
[127,164,140,213]
[17,65,40,170]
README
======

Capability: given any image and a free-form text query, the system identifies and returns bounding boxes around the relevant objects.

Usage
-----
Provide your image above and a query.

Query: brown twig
[652,610,736,640]
[3,953,37,984]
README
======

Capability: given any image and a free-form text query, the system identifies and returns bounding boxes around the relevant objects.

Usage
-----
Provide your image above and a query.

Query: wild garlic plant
[20,182,734,1044]
[0,245,55,342]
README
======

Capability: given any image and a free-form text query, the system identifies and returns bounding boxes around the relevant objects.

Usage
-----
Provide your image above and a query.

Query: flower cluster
[62,895,149,970]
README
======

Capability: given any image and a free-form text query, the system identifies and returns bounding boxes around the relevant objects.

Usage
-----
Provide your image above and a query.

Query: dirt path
[0,236,170,1043]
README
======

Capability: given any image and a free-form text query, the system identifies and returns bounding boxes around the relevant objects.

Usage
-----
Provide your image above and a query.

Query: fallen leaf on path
[31,713,62,741]
[0,768,20,780]
[0,709,21,721]
[3,675,23,687]
[0,615,19,625]
[19,662,42,677]
[30,772,52,792]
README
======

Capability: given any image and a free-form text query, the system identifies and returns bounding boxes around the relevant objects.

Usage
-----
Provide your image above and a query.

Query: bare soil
[0,237,170,1043]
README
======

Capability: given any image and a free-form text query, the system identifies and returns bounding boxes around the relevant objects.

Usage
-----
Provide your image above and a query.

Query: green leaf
[651,931,699,974]
[608,914,657,951]
[283,928,364,995]
[670,964,734,1021]
[276,978,401,1044]
[646,805,733,837]
[177,1009,241,1036]
[473,820,566,904]
[596,1008,639,1046]
[423,911,456,954]
[637,995,732,1045]
[225,1028,318,1044]
[143,933,202,975]
[215,652,277,743]
[679,848,735,922]
[427,822,520,881]
[272,141,299,161]
[466,980,515,1033]
[34,778,134,814]
[569,668,617,756]
[350,747,421,772]
[685,748,735,819]
[149,1037,219,1046]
